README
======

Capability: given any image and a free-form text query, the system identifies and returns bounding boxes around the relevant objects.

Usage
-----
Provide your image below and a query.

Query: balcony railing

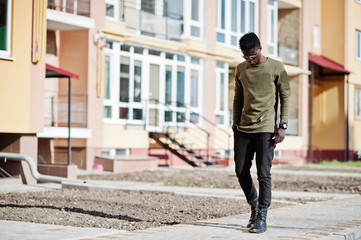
[119,2,183,41]
[278,45,299,66]
[48,0,91,17]
[44,91,88,128]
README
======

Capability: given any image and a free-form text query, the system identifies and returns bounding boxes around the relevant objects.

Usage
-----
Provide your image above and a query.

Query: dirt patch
[0,189,282,231]
[79,168,361,194]
[0,167,360,231]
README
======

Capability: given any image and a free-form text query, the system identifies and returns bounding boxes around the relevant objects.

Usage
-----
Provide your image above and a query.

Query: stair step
[194,159,221,163]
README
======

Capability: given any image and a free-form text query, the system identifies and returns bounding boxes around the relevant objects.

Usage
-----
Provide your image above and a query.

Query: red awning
[46,64,79,79]
[308,53,350,74]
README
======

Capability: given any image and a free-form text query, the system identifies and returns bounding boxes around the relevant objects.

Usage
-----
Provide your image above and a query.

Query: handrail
[119,98,231,160]
[0,152,76,183]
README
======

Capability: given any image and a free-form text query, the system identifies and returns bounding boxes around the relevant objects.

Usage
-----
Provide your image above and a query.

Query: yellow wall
[103,124,149,148]
[213,128,233,149]
[312,80,345,149]
[346,1,361,150]
[321,0,345,64]
[0,0,34,133]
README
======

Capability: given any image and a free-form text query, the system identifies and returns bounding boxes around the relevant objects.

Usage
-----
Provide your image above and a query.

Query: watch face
[280,123,287,129]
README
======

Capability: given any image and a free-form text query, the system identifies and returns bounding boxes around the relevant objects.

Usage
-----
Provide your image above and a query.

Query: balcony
[118,2,183,41]
[47,0,94,30]
[279,45,299,66]
[44,92,88,128]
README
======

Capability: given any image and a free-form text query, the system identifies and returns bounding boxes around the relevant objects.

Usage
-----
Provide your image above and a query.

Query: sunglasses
[242,49,259,60]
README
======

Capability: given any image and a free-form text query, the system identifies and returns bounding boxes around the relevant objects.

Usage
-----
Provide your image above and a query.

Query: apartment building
[2,0,340,184]
[308,0,361,162]
[0,0,104,184]
[100,0,315,166]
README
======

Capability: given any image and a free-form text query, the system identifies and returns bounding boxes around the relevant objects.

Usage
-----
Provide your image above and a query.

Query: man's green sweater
[233,57,291,133]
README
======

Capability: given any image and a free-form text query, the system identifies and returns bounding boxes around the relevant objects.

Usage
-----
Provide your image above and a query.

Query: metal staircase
[149,132,223,167]
[0,167,12,179]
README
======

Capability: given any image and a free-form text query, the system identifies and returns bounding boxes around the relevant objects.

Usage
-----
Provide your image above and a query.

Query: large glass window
[165,66,172,105]
[0,0,11,57]
[190,70,199,107]
[134,60,142,102]
[356,30,361,61]
[215,61,229,127]
[104,42,203,127]
[104,55,111,100]
[356,88,361,120]
[267,0,278,56]
[119,56,130,103]
[177,66,185,107]
[216,0,259,46]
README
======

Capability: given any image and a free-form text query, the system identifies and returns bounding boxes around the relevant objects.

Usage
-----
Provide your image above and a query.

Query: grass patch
[318,160,361,168]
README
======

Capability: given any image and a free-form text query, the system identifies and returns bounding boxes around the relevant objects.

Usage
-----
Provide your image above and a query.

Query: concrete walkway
[1,167,361,240]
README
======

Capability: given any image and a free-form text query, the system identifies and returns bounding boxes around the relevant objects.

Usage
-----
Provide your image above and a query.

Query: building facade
[309,0,361,162]
[3,0,358,184]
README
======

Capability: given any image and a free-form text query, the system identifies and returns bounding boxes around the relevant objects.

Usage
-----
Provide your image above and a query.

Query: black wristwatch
[279,122,288,130]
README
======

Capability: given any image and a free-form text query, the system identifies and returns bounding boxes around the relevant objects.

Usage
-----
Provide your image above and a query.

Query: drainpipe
[0,152,74,183]
[308,64,314,163]
[345,75,349,161]
[68,77,71,166]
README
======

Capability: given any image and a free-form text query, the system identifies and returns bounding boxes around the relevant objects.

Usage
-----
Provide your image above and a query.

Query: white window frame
[216,0,259,47]
[215,61,229,128]
[103,52,113,119]
[356,30,361,61]
[103,41,204,129]
[0,0,12,58]
[188,57,203,124]
[267,0,278,57]
[183,0,204,39]
[313,25,321,50]
[105,0,119,21]
[356,87,361,120]
[216,0,227,43]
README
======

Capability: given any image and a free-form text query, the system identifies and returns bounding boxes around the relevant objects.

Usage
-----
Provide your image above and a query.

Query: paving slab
[0,220,121,240]
[77,196,361,240]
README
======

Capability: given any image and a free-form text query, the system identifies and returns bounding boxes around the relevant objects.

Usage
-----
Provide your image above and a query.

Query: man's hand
[273,128,286,145]
[232,124,239,132]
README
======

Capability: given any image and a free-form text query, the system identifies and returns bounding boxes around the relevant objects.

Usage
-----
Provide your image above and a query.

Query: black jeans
[233,130,275,208]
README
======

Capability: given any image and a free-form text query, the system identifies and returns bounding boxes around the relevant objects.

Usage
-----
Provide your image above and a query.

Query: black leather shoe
[249,208,268,233]
[246,198,258,228]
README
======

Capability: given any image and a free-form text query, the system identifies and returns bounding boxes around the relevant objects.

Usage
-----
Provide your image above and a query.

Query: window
[216,0,259,46]
[141,0,155,14]
[164,0,183,19]
[356,88,361,120]
[216,0,226,43]
[104,42,203,128]
[356,30,361,61]
[267,0,278,56]
[0,0,12,57]
[104,55,112,118]
[189,0,203,38]
[313,25,321,50]
[176,66,185,108]
[215,61,229,127]
[104,55,111,100]
[105,0,119,21]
